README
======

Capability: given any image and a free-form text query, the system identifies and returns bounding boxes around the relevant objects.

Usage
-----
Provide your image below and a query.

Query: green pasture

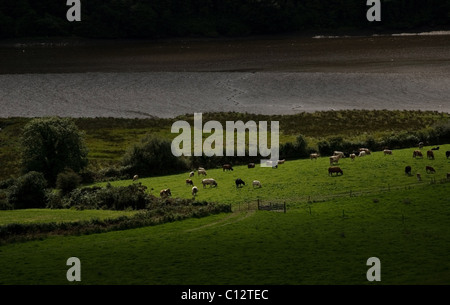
[0,209,138,226]
[1,181,449,285]
[97,144,450,206]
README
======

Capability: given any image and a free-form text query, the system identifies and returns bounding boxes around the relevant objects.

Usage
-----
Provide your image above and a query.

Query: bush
[64,184,150,210]
[7,171,47,209]
[0,178,15,190]
[0,190,12,210]
[56,168,82,196]
[122,135,189,177]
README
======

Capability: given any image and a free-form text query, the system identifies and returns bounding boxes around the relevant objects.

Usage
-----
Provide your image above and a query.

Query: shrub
[122,135,189,177]
[7,171,47,209]
[56,168,82,196]
[0,178,15,190]
[0,190,12,210]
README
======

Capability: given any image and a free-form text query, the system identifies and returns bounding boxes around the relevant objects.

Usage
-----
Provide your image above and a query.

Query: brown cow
[248,163,255,168]
[426,166,436,174]
[413,150,423,158]
[222,164,234,171]
[160,189,172,198]
[133,175,139,181]
[328,166,343,176]
[186,179,193,186]
[427,150,435,160]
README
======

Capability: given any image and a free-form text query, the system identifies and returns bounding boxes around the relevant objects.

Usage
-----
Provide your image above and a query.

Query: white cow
[192,186,198,196]
[252,180,262,188]
[202,178,217,188]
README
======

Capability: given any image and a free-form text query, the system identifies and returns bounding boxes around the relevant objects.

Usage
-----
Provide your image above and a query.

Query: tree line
[1,0,449,39]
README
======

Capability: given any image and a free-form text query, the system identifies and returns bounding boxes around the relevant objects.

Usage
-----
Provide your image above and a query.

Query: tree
[7,171,47,209]
[122,134,189,177]
[20,117,88,186]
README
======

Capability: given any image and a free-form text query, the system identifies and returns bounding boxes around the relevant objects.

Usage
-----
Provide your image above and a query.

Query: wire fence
[232,177,450,213]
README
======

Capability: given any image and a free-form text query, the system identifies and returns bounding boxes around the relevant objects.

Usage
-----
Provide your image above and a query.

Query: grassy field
[0,144,449,284]
[96,144,450,206]
[0,182,449,285]
[0,209,138,226]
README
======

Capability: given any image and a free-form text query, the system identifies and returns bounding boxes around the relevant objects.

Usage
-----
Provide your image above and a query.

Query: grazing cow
[186,179,193,186]
[383,149,393,155]
[413,150,423,158]
[359,148,371,155]
[277,159,286,164]
[350,153,356,161]
[328,166,343,176]
[189,171,195,178]
[160,189,172,198]
[198,169,207,176]
[223,164,234,171]
[446,151,450,159]
[405,166,412,176]
[358,151,366,157]
[417,173,422,181]
[133,174,139,181]
[431,146,440,151]
[235,178,246,188]
[418,142,424,149]
[202,178,217,188]
[333,151,345,158]
[310,153,320,160]
[426,166,436,174]
[252,180,262,188]
[329,155,340,165]
[192,186,198,197]
[248,163,255,168]
[427,150,435,160]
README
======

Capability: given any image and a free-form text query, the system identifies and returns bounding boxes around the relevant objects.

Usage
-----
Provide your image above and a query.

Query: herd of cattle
[132,146,450,199]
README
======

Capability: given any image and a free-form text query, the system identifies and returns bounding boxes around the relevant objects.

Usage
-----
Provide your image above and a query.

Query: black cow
[235,178,246,188]
[405,166,412,176]
[446,151,450,159]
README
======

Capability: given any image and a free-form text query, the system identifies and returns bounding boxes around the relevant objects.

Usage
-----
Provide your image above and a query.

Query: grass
[0,182,449,285]
[1,111,449,285]
[0,209,138,226]
[96,144,450,206]
[1,110,449,178]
